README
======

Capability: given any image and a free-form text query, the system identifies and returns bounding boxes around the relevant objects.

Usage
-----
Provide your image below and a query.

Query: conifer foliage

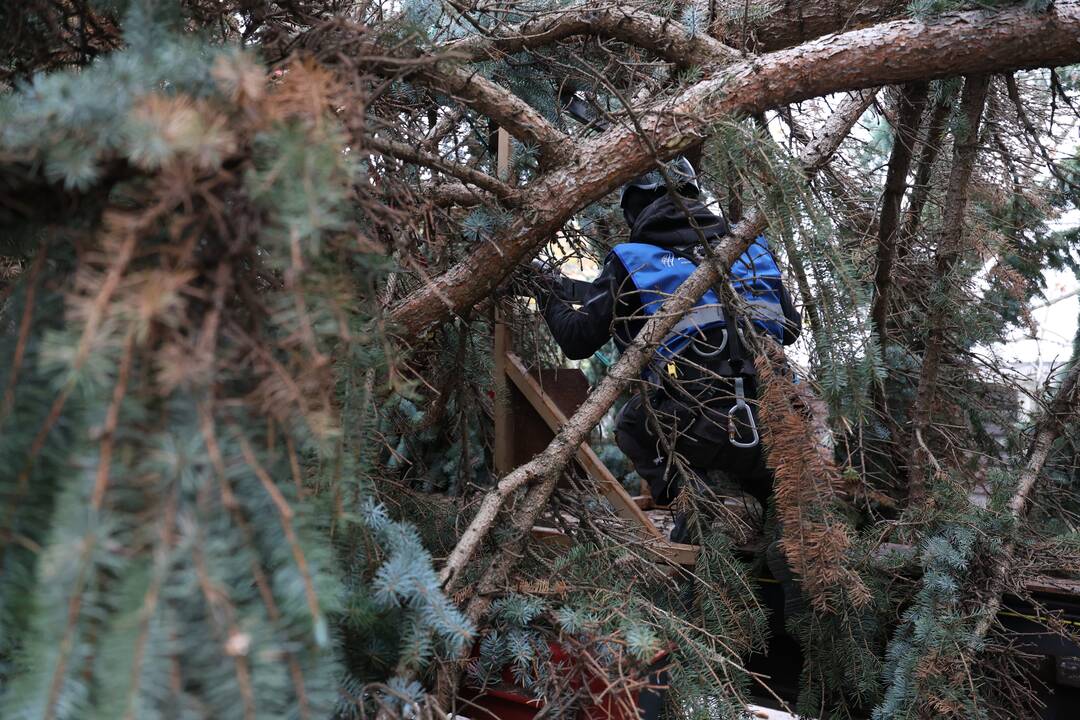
[1,2,469,717]
[6,1,1080,719]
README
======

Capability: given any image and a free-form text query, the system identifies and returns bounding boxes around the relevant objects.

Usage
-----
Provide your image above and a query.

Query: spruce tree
[5,2,1080,719]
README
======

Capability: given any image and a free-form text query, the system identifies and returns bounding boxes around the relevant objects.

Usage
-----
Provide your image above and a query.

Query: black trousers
[614,387,773,520]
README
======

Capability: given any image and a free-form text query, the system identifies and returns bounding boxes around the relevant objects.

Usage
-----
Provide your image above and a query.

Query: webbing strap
[666,304,725,341]
[668,244,748,375]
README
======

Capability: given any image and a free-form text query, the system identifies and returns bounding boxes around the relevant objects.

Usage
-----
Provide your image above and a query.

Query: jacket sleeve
[778,282,802,345]
[539,257,620,360]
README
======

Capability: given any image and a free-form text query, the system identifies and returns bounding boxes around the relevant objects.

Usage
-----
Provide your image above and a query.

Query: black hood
[628,193,728,248]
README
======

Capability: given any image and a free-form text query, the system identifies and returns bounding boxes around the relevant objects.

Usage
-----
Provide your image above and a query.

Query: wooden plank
[643,539,700,566]
[530,525,575,548]
[496,128,511,181]
[504,351,665,540]
[492,128,513,475]
[510,367,590,476]
[493,312,513,475]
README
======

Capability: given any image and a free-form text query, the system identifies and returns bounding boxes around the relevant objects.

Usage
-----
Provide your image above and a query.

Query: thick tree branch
[870,82,929,354]
[392,2,1080,340]
[413,63,572,164]
[713,0,908,53]
[906,74,990,505]
[426,182,487,208]
[779,108,878,236]
[309,19,569,164]
[798,90,879,175]
[445,4,738,67]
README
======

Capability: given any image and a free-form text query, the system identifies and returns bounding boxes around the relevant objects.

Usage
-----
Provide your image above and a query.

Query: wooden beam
[493,314,513,474]
[505,351,661,535]
[505,351,700,565]
[492,128,514,475]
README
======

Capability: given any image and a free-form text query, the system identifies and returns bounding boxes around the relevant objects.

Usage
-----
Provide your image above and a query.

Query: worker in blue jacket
[534,158,801,539]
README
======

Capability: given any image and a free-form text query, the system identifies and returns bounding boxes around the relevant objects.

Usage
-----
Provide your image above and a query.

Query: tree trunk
[869,82,929,353]
[714,0,908,53]
[905,74,990,505]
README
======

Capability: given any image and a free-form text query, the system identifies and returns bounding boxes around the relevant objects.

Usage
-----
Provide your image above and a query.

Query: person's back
[535,159,801,538]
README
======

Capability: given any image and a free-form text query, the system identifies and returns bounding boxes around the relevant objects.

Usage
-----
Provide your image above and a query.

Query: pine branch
[757,89,880,352]
[411,63,573,165]
[366,136,518,203]
[906,74,990,506]
[198,405,313,720]
[778,108,877,236]
[0,247,47,421]
[391,1,1080,340]
[3,228,137,534]
[877,361,1080,717]
[307,18,569,165]
[444,5,738,67]
[237,435,325,639]
[894,88,954,277]
[755,347,871,612]
[798,90,880,175]
[1005,72,1080,195]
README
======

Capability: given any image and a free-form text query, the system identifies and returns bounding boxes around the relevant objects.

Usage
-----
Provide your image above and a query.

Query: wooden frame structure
[493,318,699,566]
[488,127,698,565]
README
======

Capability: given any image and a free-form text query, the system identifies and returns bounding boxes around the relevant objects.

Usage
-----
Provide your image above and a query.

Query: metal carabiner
[727,377,760,449]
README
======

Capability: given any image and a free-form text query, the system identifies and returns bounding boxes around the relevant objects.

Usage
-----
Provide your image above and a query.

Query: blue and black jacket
[540,194,801,370]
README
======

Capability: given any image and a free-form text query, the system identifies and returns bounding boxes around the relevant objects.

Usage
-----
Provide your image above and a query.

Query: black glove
[503,260,553,300]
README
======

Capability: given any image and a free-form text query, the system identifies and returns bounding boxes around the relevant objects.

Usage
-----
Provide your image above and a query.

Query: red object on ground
[459,641,669,720]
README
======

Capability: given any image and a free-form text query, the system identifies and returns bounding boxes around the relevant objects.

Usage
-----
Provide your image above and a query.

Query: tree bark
[390,2,1080,341]
[905,74,990,505]
[713,0,908,53]
[869,82,929,353]
[446,5,737,67]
